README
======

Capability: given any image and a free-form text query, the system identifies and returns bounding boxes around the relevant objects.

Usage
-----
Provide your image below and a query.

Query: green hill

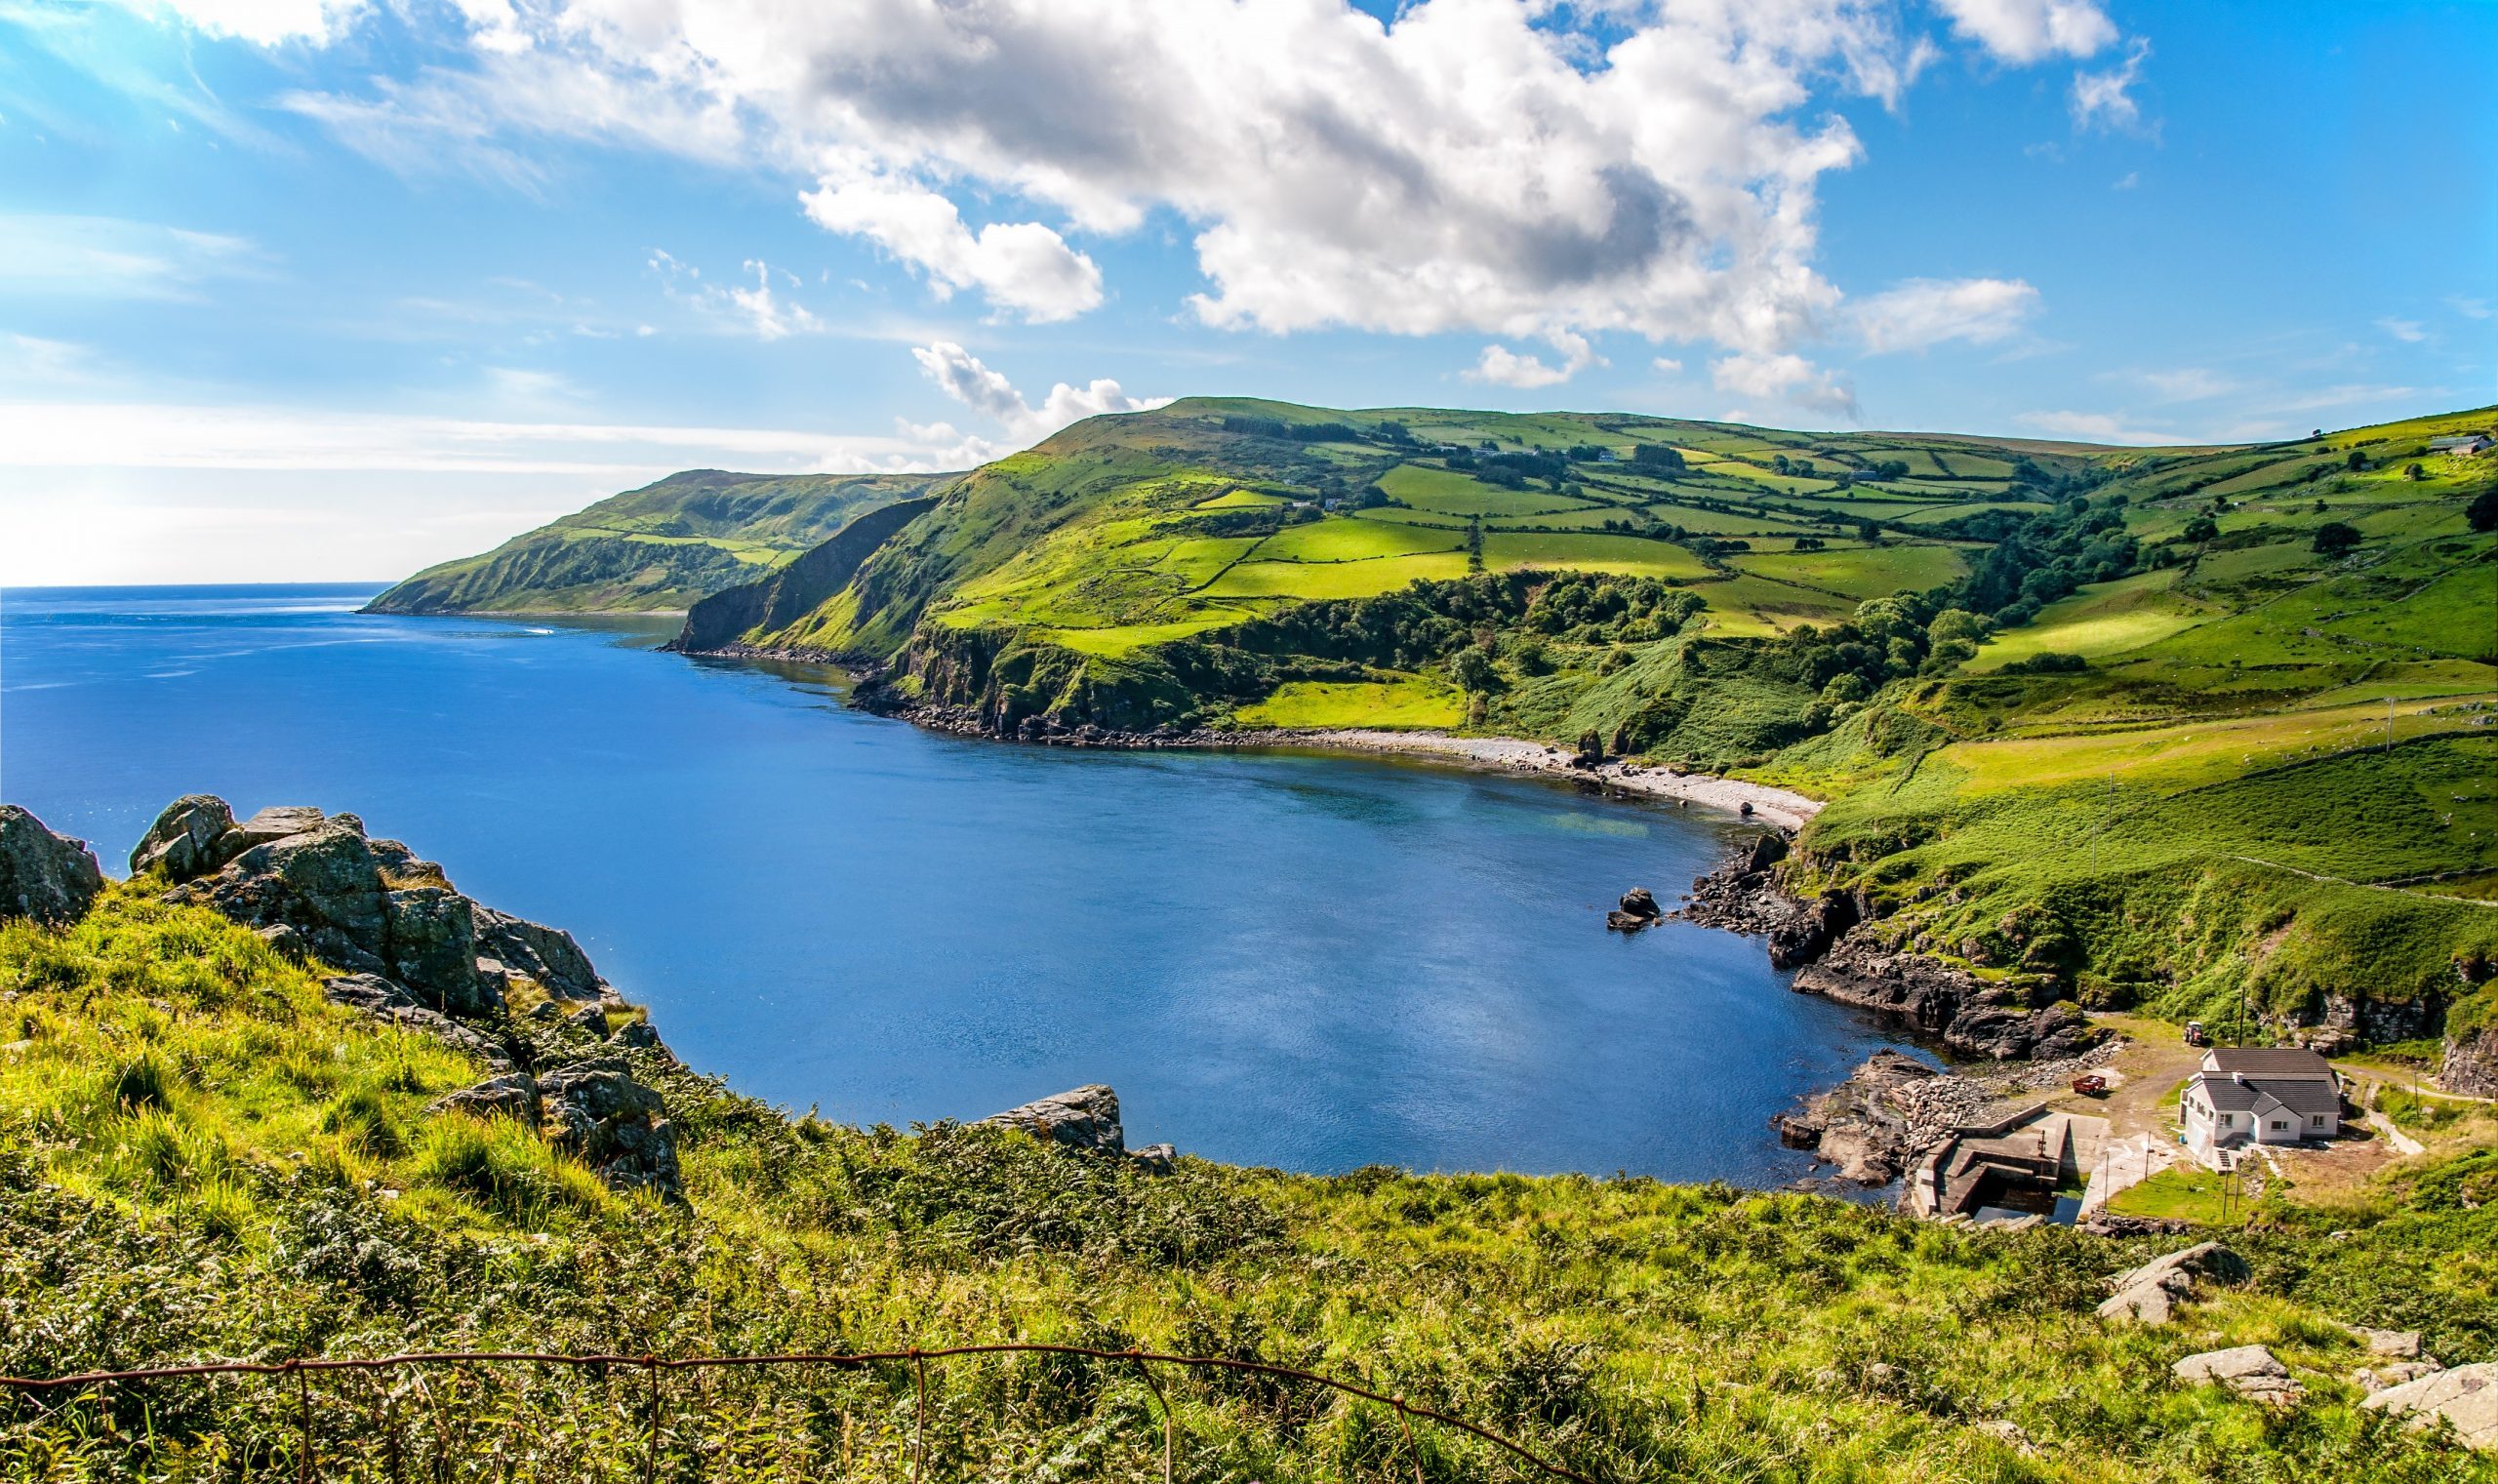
[672,397,2498,1055]
[363,468,954,615]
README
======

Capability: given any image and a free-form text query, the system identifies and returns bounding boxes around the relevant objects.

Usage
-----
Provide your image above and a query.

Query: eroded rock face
[2442,1024,2498,1099]
[537,1058,681,1197]
[0,806,104,927]
[1774,1050,1970,1184]
[428,1070,539,1121]
[984,1085,1127,1155]
[2362,1363,2498,1448]
[322,975,514,1071]
[158,797,608,1019]
[1793,936,2107,1062]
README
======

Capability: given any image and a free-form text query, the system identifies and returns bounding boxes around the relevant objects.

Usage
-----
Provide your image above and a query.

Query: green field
[1234,675,1466,728]
[1729,543,1970,599]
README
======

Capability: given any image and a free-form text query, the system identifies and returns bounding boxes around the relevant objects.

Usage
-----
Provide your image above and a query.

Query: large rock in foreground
[158,799,608,1018]
[2363,1363,2498,1448]
[0,805,105,927]
[2097,1242,2248,1326]
[2173,1344,2303,1406]
[983,1085,1127,1155]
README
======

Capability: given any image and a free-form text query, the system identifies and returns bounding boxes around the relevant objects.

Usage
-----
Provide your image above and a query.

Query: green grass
[1728,544,1971,600]
[1482,532,1713,580]
[2105,1166,2273,1223]
[1233,675,1467,729]
[11,885,2498,1480]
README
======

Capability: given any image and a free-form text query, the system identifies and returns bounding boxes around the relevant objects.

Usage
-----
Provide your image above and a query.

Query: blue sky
[1,0,2490,583]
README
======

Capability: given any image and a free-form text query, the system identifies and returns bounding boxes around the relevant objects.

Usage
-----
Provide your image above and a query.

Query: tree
[2312,521,2361,557]
[2403,462,2427,482]
[1449,647,1497,693]
[2467,485,2498,533]
[2182,515,2219,542]
[1632,444,1685,471]
[2346,449,2368,471]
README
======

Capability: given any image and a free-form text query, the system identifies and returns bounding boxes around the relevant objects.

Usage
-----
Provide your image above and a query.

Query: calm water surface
[0,584,1916,1182]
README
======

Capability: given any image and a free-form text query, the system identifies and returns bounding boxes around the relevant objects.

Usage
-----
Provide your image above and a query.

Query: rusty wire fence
[1,1344,1599,1482]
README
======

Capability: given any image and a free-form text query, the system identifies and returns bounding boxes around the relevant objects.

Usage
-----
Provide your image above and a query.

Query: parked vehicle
[2073,1074,2109,1097]
[2184,1021,2209,1047]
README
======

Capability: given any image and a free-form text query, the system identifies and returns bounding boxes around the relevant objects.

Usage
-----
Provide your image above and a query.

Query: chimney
[2233,1071,2245,1084]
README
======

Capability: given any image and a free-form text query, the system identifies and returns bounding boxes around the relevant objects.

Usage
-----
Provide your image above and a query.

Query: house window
[2312,1114,2327,1127]
[2270,1119,2288,1132]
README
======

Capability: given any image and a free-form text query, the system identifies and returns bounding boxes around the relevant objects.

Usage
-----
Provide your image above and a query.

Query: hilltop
[651,397,2498,1075]
[363,467,950,615]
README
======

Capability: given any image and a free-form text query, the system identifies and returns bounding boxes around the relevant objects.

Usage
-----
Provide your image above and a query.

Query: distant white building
[2180,1048,2345,1163]
[2430,433,2492,456]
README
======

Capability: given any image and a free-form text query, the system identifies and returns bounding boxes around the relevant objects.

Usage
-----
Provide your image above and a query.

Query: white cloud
[2072,37,2151,132]
[0,215,262,301]
[1651,356,1684,375]
[802,175,1102,324]
[2112,170,2137,190]
[721,259,824,340]
[2376,316,2427,343]
[2016,410,2179,445]
[1934,0,2116,62]
[2135,368,2236,401]
[1710,350,1858,420]
[2448,297,2492,320]
[247,0,2109,359]
[0,401,979,475]
[1850,275,2039,352]
[910,341,1168,443]
[113,0,362,45]
[1465,332,1601,388]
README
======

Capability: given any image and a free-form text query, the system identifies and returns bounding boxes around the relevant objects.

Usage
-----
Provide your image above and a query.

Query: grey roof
[2207,1047,2336,1078]
[2191,1071,2341,1119]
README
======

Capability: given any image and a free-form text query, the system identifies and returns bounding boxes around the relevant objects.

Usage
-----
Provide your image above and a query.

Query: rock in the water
[1618,887,1663,921]
[0,806,105,927]
[1605,909,1653,933]
[130,795,243,883]
[1774,1050,1954,1184]
[984,1085,1126,1155]
[2173,1345,2302,1405]
[2362,1362,2498,1448]
[537,1058,681,1197]
[428,1071,539,1121]
[2097,1242,2249,1326]
[160,797,607,1020]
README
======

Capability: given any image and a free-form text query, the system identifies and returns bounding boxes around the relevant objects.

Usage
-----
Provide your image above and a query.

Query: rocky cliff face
[0,806,104,927]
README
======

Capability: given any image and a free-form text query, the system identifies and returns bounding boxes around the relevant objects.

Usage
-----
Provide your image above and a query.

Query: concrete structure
[1904,1105,2109,1223]
[2180,1048,2344,1165]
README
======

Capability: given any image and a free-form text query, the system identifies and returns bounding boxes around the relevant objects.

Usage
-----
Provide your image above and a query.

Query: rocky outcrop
[323,974,515,1071]
[1774,1051,1975,1184]
[0,806,104,927]
[2173,1345,2302,1406]
[985,1085,1127,1154]
[536,1058,681,1197]
[2442,1023,2498,1099]
[2362,1363,2498,1448]
[1793,935,2107,1062]
[428,1070,540,1121]
[159,799,608,1018]
[2097,1242,2248,1326]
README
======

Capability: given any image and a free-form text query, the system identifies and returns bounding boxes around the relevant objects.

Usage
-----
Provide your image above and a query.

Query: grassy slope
[8,890,2497,1480]
[365,469,949,615]
[702,397,2498,1039]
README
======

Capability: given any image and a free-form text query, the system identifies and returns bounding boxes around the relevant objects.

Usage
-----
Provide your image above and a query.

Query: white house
[2180,1047,2344,1163]
[2430,433,2492,457]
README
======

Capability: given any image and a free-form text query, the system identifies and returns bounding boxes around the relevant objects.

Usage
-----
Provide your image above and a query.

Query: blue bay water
[0,584,1916,1183]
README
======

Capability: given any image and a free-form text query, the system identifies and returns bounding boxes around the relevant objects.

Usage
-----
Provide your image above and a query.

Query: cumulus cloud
[722,260,824,340]
[1850,276,2039,352]
[802,175,1102,323]
[1934,0,2115,62]
[2072,37,2151,132]
[2136,368,2236,402]
[2376,316,2427,343]
[1651,356,1684,375]
[1466,333,1602,389]
[911,341,1167,443]
[1711,350,1858,420]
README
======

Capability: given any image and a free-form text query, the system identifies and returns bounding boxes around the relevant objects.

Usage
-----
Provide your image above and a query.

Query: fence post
[642,1357,660,1484]
[911,1351,928,1484]
[295,1362,314,1484]
[1393,1399,1425,1484]
[1129,1351,1173,1484]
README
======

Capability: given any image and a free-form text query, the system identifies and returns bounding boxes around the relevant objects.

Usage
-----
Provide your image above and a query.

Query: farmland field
[1729,543,1970,598]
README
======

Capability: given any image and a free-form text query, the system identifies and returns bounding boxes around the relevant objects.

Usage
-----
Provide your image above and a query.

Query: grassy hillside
[8,887,2497,1480]
[365,468,952,615]
[674,397,2498,1047]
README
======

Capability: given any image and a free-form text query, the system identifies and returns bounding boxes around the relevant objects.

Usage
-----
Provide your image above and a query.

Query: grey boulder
[428,1071,539,1121]
[130,795,243,882]
[2172,1344,2303,1406]
[538,1058,681,1197]
[2098,1242,2248,1326]
[2361,1362,2498,1448]
[984,1085,1126,1155]
[0,806,104,927]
